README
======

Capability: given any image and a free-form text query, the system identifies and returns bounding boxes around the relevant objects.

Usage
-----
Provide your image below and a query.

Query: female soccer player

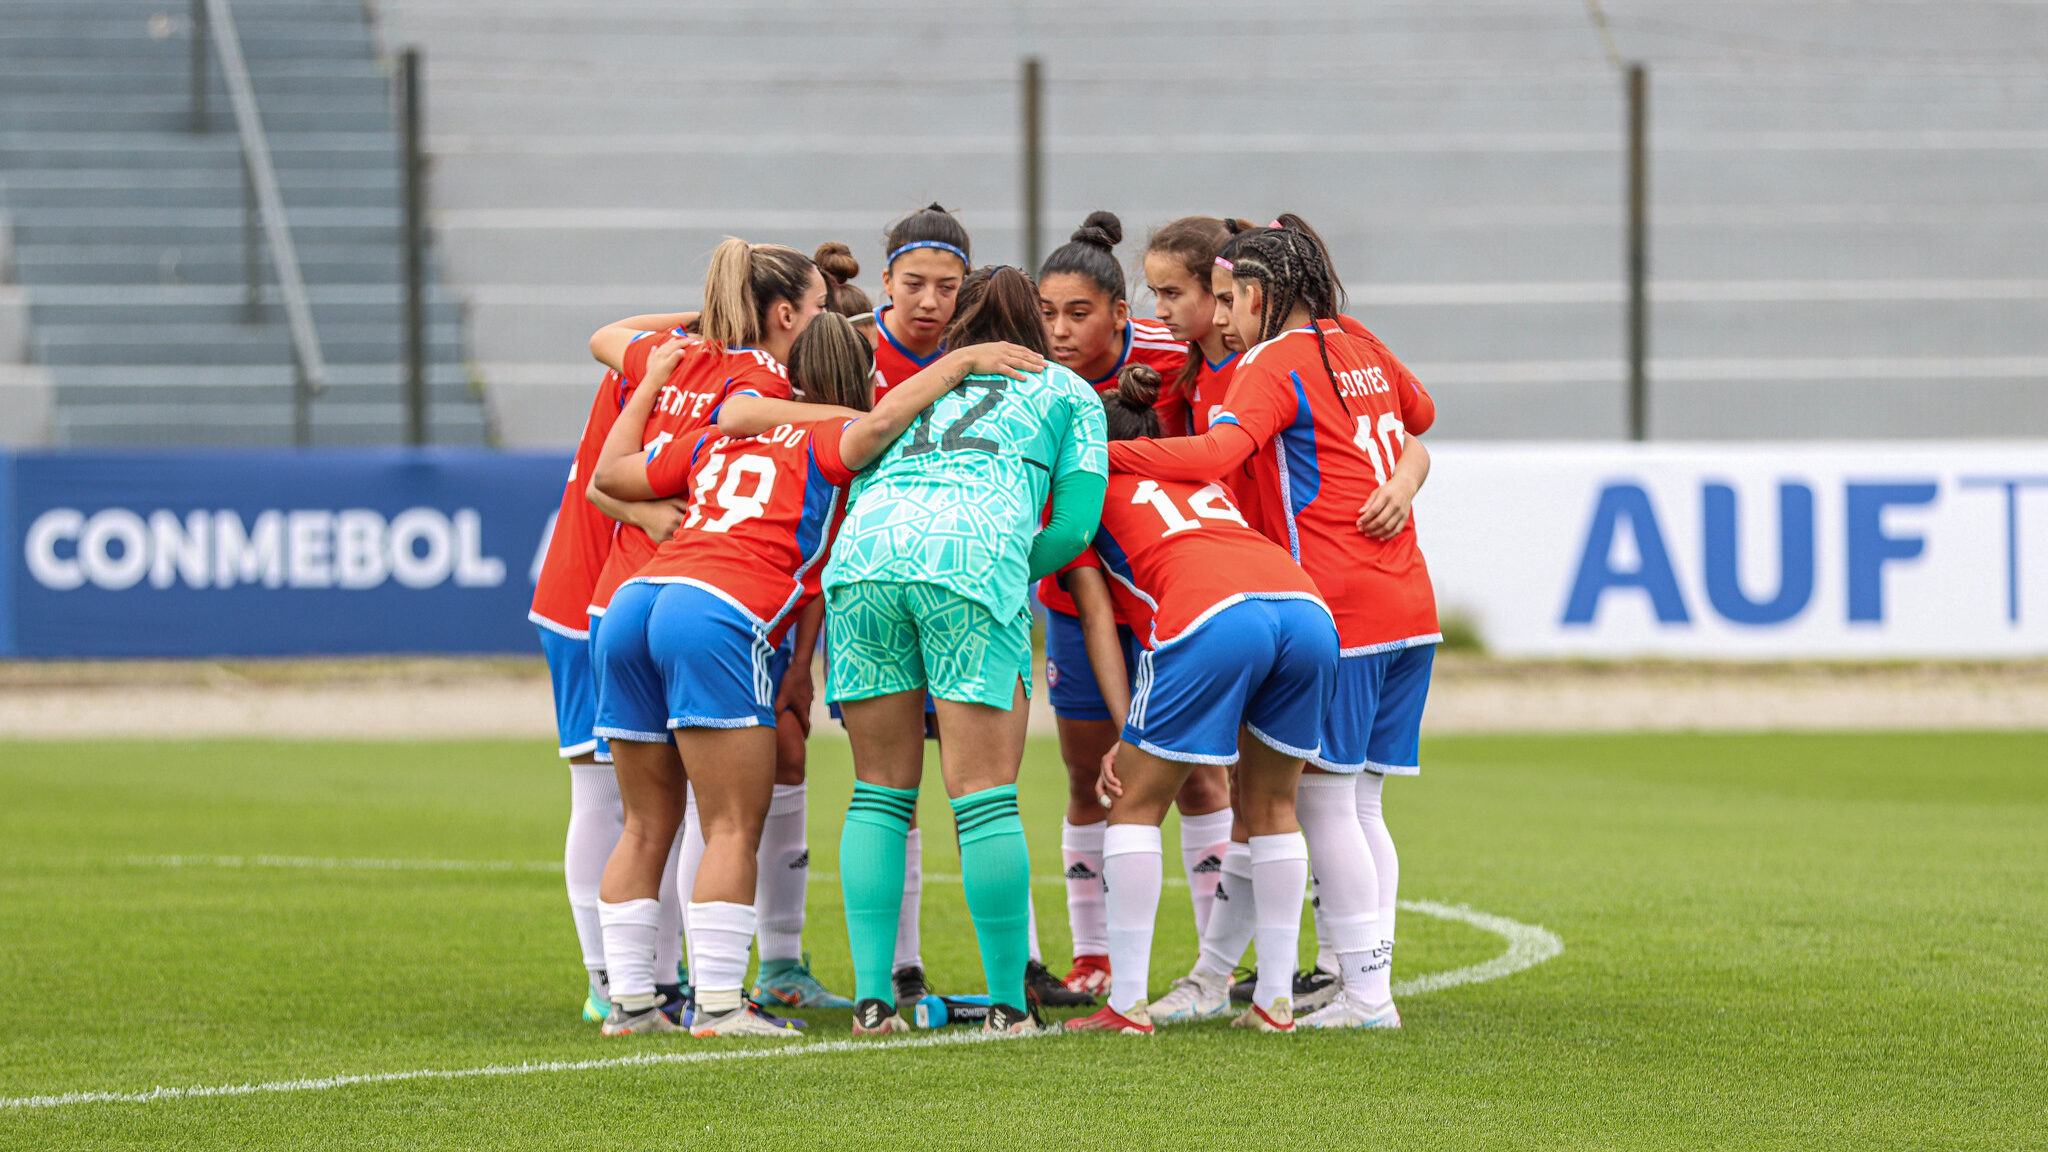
[825,266,1106,1035]
[844,205,975,1003]
[592,311,1046,1037]
[816,242,873,317]
[530,364,694,1023]
[1059,366,1338,1035]
[577,239,817,1034]
[1109,220,1437,1030]
[1036,212,1226,998]
[862,203,970,401]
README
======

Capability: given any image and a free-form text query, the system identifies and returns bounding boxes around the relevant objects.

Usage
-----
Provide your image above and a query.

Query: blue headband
[887,240,970,268]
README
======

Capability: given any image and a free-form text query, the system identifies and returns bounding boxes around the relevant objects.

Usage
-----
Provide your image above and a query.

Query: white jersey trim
[668,714,770,731]
[1244,722,1320,763]
[593,725,671,744]
[529,610,590,641]
[1135,738,1238,767]
[557,738,600,759]
[1364,760,1422,777]
[1338,632,1444,658]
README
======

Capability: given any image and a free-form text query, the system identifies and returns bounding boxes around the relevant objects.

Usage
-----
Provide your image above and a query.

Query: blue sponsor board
[0,449,569,657]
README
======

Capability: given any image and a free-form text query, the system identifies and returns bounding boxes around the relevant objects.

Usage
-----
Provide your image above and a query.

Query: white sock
[1062,818,1108,958]
[1177,808,1233,939]
[1102,823,1162,1014]
[893,827,924,971]
[598,897,661,1008]
[687,901,757,1014]
[1296,774,1380,996]
[653,823,684,987]
[677,787,705,982]
[1357,772,1400,1005]
[1193,840,1255,981]
[565,764,624,971]
[1248,832,1309,1011]
[1311,873,1338,974]
[754,783,808,965]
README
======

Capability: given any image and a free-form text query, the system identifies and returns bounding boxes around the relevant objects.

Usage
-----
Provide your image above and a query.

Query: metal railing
[189,0,327,445]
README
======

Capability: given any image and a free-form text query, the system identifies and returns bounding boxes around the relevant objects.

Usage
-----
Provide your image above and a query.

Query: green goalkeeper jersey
[824,363,1108,620]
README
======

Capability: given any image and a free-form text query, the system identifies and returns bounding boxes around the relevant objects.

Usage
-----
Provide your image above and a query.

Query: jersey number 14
[1131,480,1247,536]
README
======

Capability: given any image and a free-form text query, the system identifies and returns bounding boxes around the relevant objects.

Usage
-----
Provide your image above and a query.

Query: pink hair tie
[1214,257,1234,271]
[1268,219,1284,228]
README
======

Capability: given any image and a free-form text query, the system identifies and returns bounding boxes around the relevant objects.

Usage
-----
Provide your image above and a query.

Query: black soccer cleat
[892,964,930,1008]
[985,1000,1047,1035]
[1229,966,1338,1008]
[852,997,910,1036]
[1025,958,1095,1008]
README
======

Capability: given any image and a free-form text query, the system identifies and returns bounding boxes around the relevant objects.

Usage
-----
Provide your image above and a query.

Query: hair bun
[1116,364,1161,411]
[1070,210,1123,250]
[813,241,859,285]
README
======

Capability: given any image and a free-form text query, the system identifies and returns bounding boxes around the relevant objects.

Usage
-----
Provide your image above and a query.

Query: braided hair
[1216,220,1357,421]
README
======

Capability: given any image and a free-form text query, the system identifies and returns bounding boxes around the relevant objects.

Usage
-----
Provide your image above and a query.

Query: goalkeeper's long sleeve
[1027,470,1107,582]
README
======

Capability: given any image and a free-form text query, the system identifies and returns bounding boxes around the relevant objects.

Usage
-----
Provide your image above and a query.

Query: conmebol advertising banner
[2,450,568,657]
[1420,443,2048,658]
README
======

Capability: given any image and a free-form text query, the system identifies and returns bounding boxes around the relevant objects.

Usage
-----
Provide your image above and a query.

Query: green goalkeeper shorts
[825,580,1034,711]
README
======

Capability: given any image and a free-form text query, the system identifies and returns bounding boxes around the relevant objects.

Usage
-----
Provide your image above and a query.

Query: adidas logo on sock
[1065,861,1098,881]
[1191,855,1222,874]
[789,849,809,871]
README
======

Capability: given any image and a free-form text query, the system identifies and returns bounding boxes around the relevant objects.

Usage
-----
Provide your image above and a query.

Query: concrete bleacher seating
[375,0,2048,446]
[0,0,487,445]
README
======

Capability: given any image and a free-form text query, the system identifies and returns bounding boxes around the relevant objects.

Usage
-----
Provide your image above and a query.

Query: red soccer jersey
[587,334,792,614]
[1111,319,1439,651]
[868,306,945,401]
[627,418,859,644]
[1038,317,1191,620]
[529,368,632,638]
[1091,473,1328,649]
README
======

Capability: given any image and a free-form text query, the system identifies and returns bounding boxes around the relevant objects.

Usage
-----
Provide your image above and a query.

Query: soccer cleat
[1294,967,1340,1013]
[690,1002,805,1039]
[1231,967,1334,1008]
[582,971,611,1023]
[656,983,689,1026]
[1231,996,1295,1032]
[1062,954,1112,995]
[892,964,930,1008]
[985,1001,1049,1036]
[753,953,854,1009]
[600,1002,681,1036]
[1297,990,1402,1030]
[852,998,911,1036]
[1025,958,1095,1008]
[1148,973,1232,1024]
[1064,1001,1154,1034]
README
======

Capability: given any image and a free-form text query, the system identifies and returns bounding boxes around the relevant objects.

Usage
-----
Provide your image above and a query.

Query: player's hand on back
[631,497,690,545]
[640,334,688,387]
[1356,476,1417,540]
[953,341,1046,381]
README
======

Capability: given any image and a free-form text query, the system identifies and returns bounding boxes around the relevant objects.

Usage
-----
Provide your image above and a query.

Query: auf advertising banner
[1,450,568,657]
[1419,443,2048,658]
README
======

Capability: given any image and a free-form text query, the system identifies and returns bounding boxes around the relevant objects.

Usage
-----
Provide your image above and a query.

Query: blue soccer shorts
[1312,642,1437,775]
[1044,607,1139,722]
[537,624,599,758]
[1123,597,1339,765]
[594,580,783,741]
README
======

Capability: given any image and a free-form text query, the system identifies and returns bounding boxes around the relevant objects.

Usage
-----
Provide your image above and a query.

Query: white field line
[0,1029,1005,1111]
[5,857,1563,1112]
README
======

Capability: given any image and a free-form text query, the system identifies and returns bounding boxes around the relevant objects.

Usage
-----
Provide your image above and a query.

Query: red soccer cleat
[1062,954,1112,995]
[1064,1001,1154,1034]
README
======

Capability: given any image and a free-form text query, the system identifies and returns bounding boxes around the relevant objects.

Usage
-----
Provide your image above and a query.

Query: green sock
[841,781,918,1005]
[949,784,1032,1012]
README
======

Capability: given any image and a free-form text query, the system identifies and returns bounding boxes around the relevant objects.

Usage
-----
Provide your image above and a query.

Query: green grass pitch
[2,733,2044,1149]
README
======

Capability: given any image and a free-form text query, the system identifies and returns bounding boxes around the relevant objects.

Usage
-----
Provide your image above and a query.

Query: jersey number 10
[1353,414,1407,484]
[1131,480,1247,536]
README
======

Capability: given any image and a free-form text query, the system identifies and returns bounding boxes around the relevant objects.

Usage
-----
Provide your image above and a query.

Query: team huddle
[528,205,1439,1038]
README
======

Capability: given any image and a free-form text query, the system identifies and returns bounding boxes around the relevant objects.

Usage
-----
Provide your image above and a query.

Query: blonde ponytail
[700,237,759,350]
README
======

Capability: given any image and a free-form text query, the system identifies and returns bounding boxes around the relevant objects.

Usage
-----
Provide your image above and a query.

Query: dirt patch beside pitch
[2,655,2044,739]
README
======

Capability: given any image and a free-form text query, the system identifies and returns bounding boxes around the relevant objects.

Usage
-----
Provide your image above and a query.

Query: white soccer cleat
[1148,974,1232,1025]
[600,1003,681,1036]
[1296,990,1401,1030]
[690,1003,805,1039]
[1231,996,1294,1032]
